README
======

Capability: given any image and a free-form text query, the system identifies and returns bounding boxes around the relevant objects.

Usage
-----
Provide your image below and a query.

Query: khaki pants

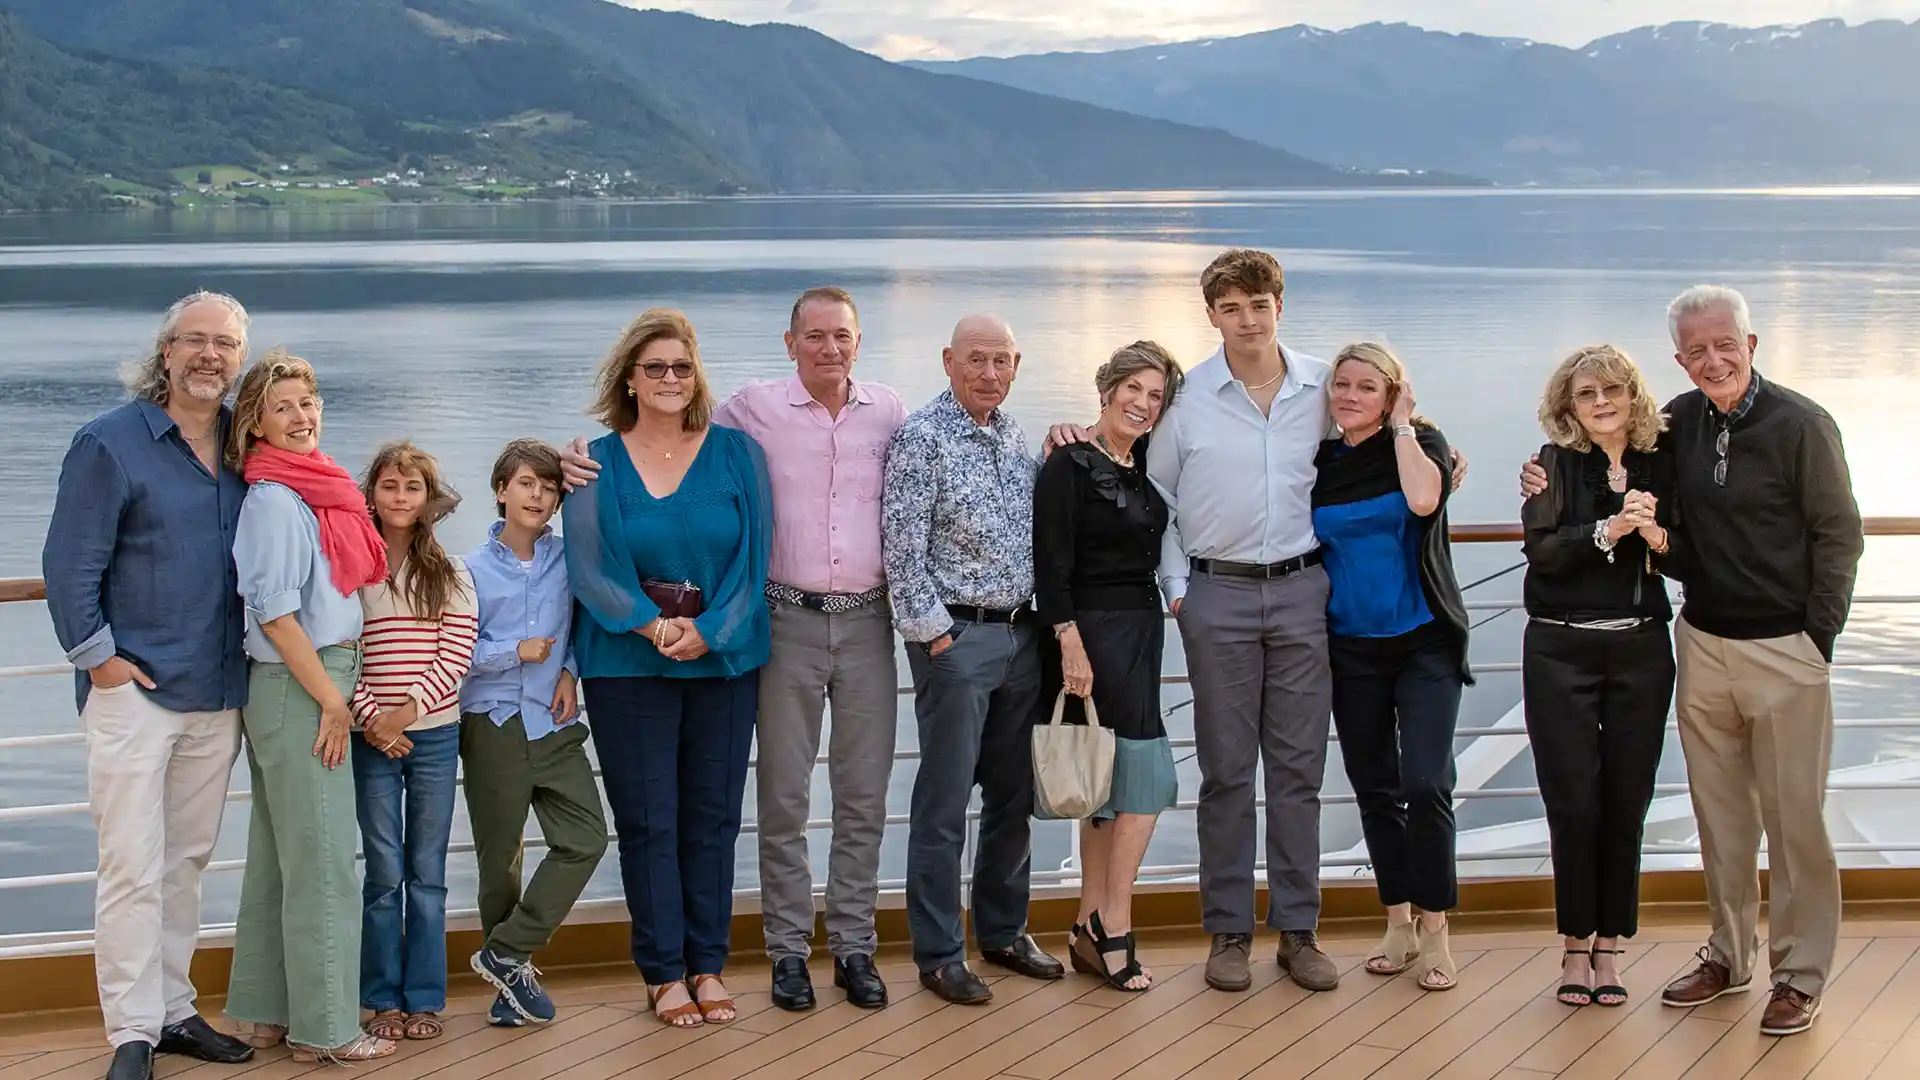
[1675,616,1840,997]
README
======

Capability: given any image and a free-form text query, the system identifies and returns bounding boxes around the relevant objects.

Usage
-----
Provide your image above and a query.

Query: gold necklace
[631,430,686,460]
[1242,364,1284,392]
[1092,432,1135,469]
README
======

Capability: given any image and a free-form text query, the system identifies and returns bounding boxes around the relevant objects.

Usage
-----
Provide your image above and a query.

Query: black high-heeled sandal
[1088,912,1149,993]
[1591,947,1628,1007]
[1068,922,1103,977]
[1557,948,1594,1007]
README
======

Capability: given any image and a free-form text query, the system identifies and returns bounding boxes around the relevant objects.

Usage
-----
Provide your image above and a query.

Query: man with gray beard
[43,292,259,1080]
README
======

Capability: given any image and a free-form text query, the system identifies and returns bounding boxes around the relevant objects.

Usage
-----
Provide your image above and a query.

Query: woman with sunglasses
[1521,345,1677,1010]
[564,308,771,1029]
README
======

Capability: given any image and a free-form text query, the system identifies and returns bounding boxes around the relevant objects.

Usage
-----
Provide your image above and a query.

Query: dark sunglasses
[639,361,695,380]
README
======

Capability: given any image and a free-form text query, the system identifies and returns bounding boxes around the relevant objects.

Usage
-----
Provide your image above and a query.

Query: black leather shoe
[981,935,1065,980]
[104,1042,153,1080]
[834,954,889,1009]
[770,956,816,1012]
[157,1016,255,1064]
[919,961,993,1005]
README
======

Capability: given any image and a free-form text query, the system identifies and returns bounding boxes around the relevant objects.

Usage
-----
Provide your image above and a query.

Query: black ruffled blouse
[1033,439,1168,626]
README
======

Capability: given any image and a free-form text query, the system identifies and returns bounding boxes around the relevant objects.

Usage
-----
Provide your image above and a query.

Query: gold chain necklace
[1242,364,1284,392]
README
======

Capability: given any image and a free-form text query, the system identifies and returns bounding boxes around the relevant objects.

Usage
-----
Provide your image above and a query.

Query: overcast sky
[618,0,1920,60]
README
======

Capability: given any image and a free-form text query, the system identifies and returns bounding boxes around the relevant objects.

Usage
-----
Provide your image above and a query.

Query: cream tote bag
[1032,690,1116,820]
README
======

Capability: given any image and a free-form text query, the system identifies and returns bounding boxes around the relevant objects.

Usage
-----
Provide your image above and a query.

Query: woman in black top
[1521,344,1677,1010]
[1035,341,1182,994]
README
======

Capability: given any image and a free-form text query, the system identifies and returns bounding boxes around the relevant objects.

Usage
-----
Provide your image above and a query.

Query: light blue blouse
[234,481,366,662]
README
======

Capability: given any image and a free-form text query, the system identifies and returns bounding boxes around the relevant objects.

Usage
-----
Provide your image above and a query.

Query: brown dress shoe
[1205,933,1253,992]
[1661,947,1751,1007]
[1277,930,1340,991]
[1759,984,1820,1036]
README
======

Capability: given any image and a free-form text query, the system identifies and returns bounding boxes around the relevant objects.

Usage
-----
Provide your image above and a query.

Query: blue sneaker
[472,948,556,1023]
[488,992,525,1027]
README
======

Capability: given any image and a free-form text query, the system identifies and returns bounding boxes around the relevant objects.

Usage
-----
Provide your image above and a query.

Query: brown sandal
[648,982,703,1028]
[403,1012,443,1040]
[365,1011,406,1041]
[691,974,736,1023]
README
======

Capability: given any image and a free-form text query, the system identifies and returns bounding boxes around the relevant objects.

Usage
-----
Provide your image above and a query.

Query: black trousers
[1522,620,1675,939]
[1330,623,1464,913]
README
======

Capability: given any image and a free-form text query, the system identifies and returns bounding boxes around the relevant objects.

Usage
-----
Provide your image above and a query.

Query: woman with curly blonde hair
[1521,344,1677,1011]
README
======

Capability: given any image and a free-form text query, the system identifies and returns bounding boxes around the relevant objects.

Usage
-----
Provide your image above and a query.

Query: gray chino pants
[756,601,900,962]
[1178,565,1334,934]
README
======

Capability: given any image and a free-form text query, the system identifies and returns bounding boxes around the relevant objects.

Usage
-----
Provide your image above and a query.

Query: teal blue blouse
[564,425,772,680]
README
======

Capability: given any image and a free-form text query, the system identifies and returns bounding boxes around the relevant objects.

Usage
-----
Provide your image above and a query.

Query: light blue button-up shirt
[461,520,578,741]
[1146,344,1331,605]
[233,481,366,662]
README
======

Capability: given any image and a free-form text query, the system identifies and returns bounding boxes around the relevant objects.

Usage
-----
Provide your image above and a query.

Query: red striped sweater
[350,559,478,730]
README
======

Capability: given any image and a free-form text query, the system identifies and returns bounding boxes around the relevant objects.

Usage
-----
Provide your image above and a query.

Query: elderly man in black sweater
[1523,284,1863,1039]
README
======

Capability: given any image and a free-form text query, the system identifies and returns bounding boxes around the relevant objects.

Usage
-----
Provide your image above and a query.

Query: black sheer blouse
[1521,443,1677,623]
[1033,441,1168,627]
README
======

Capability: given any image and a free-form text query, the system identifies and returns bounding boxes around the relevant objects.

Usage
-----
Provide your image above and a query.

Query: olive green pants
[225,646,363,1050]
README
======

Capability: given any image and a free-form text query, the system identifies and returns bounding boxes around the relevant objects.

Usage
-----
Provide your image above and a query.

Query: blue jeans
[351,723,460,1013]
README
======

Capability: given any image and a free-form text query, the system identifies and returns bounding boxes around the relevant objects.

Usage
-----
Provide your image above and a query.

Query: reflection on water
[1,191,1917,936]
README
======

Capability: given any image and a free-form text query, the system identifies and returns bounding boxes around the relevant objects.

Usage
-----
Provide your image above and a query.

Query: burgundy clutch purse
[642,579,704,620]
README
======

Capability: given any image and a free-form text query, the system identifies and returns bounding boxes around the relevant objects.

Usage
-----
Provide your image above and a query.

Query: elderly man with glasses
[1521,284,1863,1038]
[43,292,261,1080]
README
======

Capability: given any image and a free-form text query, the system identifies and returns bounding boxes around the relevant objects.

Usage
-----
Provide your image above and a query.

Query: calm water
[3,190,1919,938]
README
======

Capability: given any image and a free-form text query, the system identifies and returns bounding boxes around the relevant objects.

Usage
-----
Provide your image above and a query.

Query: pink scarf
[244,444,388,597]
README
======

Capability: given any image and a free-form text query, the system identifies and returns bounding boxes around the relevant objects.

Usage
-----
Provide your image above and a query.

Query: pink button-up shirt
[713,375,907,595]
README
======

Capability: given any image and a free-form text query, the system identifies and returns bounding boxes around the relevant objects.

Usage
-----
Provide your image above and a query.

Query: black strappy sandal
[1557,948,1594,1007]
[1591,947,1628,1007]
[1068,922,1103,977]
[1088,912,1149,992]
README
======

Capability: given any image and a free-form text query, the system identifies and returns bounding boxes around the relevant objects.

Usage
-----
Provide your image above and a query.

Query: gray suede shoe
[1205,933,1254,992]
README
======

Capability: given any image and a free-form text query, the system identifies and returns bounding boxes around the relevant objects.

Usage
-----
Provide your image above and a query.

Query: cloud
[615,0,1920,59]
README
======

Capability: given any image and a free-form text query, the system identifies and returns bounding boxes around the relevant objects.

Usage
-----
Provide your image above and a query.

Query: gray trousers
[1177,566,1334,933]
[903,619,1043,972]
[756,601,900,962]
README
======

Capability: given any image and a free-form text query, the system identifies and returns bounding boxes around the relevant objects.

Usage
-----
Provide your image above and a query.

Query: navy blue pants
[584,674,757,984]
[1330,623,1465,913]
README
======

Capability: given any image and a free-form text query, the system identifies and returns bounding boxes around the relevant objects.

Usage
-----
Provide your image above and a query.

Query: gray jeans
[903,618,1043,972]
[755,601,899,962]
[1178,566,1334,933]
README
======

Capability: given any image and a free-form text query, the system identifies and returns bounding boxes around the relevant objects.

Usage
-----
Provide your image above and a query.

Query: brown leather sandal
[403,1012,444,1040]
[648,982,703,1028]
[691,974,736,1023]
[365,1011,407,1041]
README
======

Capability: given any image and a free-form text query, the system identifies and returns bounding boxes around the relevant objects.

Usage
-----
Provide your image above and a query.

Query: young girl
[350,441,477,1042]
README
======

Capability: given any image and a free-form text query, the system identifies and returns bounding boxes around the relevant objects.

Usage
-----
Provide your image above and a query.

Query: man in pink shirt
[562,286,905,1013]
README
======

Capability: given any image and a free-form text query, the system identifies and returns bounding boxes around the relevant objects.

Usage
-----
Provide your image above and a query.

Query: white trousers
[82,682,241,1048]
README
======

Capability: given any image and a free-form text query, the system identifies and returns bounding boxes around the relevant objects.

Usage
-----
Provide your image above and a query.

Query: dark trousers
[583,674,757,984]
[1330,624,1464,913]
[903,620,1043,972]
[1523,620,1675,939]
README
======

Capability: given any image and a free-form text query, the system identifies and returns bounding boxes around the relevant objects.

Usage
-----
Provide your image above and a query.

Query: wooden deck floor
[8,917,1920,1080]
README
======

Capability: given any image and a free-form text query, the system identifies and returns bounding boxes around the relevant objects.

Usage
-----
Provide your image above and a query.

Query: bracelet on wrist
[1053,620,1077,639]
[1592,517,1618,563]
[1392,423,1416,440]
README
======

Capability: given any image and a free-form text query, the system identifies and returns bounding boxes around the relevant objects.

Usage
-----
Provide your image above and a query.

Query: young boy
[460,439,607,1026]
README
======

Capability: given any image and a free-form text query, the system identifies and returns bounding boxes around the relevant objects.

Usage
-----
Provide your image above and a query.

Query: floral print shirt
[881,389,1038,642]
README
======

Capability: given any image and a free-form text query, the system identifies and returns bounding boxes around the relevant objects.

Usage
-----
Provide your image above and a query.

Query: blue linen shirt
[1312,488,1434,638]
[1146,344,1332,606]
[564,425,773,680]
[42,400,250,716]
[233,481,366,662]
[461,520,579,741]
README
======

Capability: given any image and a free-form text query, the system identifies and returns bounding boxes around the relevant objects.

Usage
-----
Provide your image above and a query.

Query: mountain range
[916,18,1920,185]
[0,0,1450,211]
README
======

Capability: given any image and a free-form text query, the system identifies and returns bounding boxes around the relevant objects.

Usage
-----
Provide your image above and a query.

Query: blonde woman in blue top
[564,308,773,1029]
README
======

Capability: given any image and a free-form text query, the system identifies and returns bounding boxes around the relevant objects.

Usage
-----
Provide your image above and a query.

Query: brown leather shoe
[1277,930,1340,991]
[1759,984,1820,1036]
[1205,933,1253,992]
[1660,946,1751,1007]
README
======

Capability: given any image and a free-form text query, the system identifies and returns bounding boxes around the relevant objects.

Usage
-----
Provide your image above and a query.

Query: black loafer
[981,935,1065,980]
[919,961,993,1005]
[157,1016,254,1064]
[834,954,889,1009]
[770,955,816,1012]
[104,1042,153,1080]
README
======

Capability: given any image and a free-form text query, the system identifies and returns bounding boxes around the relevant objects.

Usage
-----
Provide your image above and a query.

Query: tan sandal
[691,974,736,1023]
[234,1022,286,1049]
[1415,921,1457,991]
[1365,921,1420,976]
[365,1011,406,1041]
[403,1012,443,1040]
[289,1034,398,1063]
[648,982,703,1028]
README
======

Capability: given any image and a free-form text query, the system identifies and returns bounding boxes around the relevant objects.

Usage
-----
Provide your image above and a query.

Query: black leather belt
[945,603,1030,625]
[766,581,886,614]
[1191,550,1323,580]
